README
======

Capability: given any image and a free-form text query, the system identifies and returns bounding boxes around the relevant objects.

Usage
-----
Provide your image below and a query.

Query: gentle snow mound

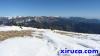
[0,26,33,31]
[0,37,45,56]
[0,26,100,56]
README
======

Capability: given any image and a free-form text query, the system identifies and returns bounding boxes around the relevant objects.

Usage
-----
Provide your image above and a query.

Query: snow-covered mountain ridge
[0,26,100,56]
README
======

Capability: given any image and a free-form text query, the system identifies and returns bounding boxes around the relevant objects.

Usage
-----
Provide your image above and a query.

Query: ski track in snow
[0,26,100,56]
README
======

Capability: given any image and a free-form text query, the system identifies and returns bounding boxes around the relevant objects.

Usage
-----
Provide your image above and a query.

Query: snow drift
[0,26,100,56]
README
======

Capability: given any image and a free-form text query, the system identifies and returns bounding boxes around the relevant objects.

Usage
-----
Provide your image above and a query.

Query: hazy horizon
[0,0,100,18]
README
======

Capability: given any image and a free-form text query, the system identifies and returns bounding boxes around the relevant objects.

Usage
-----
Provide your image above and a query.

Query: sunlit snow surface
[0,26,100,56]
[0,26,33,31]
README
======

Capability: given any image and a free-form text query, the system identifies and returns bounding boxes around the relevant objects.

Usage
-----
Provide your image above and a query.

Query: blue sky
[0,0,100,18]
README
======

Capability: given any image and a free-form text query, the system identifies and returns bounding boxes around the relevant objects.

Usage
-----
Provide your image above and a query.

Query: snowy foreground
[0,26,100,56]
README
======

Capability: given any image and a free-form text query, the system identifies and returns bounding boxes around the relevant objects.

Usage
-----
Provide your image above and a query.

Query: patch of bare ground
[0,30,33,41]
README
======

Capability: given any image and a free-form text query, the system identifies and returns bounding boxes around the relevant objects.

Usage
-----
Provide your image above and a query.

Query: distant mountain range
[1,16,100,34]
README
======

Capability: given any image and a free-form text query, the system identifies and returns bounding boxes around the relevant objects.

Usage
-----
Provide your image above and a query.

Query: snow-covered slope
[0,26,33,31]
[0,26,100,56]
